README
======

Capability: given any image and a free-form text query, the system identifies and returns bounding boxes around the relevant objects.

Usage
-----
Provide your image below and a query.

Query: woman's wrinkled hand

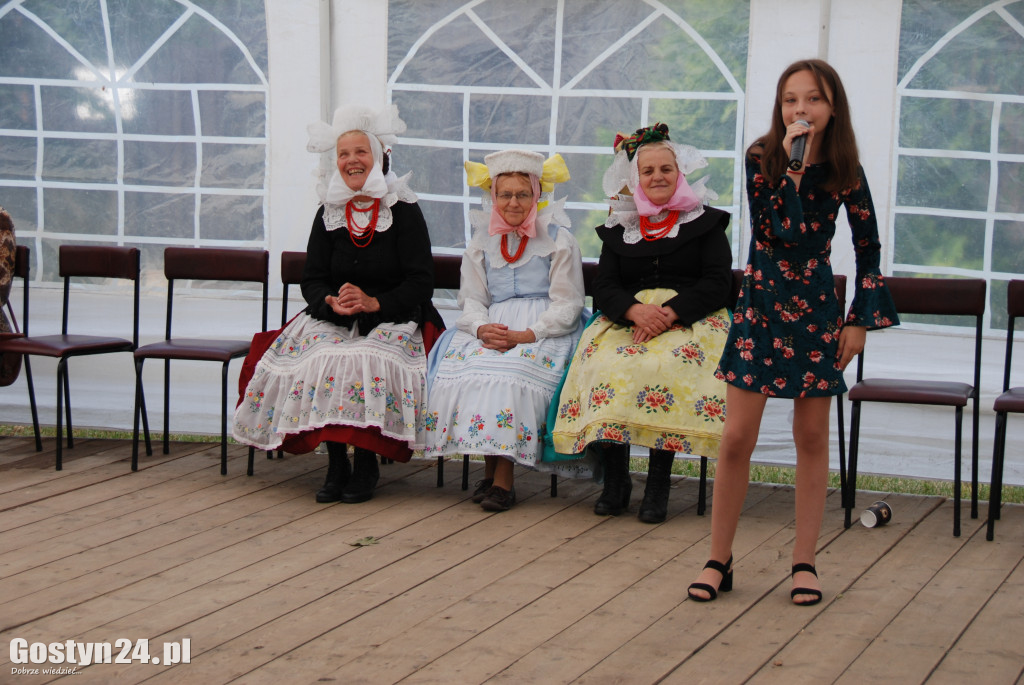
[626,303,677,343]
[477,323,536,352]
[325,282,380,316]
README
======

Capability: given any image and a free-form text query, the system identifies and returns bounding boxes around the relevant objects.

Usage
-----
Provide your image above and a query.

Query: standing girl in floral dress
[688,60,899,605]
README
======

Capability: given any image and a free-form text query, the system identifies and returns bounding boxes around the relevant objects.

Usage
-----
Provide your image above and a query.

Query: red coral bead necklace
[639,210,679,241]
[345,198,380,248]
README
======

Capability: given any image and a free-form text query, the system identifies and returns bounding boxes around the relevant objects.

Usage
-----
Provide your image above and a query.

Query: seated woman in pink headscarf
[546,124,733,524]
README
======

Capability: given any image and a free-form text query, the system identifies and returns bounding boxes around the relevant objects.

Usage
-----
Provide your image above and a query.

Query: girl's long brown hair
[751,59,860,193]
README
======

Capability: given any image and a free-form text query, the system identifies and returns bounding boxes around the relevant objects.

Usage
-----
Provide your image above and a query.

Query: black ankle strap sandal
[791,563,823,606]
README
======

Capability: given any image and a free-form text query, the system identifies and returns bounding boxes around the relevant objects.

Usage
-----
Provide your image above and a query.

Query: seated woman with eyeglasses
[420,150,586,512]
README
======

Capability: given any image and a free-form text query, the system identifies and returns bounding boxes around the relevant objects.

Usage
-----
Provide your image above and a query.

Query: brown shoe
[471,478,494,504]
[480,485,516,512]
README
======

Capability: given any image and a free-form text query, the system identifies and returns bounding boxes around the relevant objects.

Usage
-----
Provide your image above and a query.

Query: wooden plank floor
[1,437,1021,685]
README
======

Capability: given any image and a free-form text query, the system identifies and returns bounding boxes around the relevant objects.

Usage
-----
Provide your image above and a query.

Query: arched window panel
[0,83,35,129]
[387,0,747,259]
[895,156,990,212]
[0,0,269,285]
[43,138,119,183]
[0,9,85,79]
[997,162,1024,212]
[898,97,991,152]
[123,141,197,186]
[1002,101,1024,151]
[124,192,194,239]
[0,135,35,180]
[41,86,119,133]
[42,188,117,237]
[895,0,1024,330]
[992,219,1024,273]
[893,214,986,270]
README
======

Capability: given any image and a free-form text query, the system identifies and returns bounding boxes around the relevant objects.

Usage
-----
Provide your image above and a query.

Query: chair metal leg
[62,365,73,448]
[986,412,1006,541]
[55,358,66,471]
[139,379,152,456]
[970,395,979,519]
[23,356,42,452]
[162,359,171,455]
[462,454,469,490]
[837,394,847,501]
[550,473,557,497]
[131,358,145,471]
[953,406,963,537]
[220,363,229,476]
[697,456,708,516]
[248,447,255,476]
[436,455,444,487]
[845,401,863,528]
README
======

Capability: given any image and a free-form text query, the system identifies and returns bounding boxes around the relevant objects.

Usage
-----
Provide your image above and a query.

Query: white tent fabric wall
[0,0,1020,486]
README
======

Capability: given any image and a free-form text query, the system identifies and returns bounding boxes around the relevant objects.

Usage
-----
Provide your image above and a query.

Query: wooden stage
[1,437,1022,684]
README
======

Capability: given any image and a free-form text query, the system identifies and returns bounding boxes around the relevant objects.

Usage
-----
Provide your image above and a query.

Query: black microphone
[788,119,810,171]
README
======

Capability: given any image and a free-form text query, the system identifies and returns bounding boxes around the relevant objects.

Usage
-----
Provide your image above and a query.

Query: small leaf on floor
[350,536,379,546]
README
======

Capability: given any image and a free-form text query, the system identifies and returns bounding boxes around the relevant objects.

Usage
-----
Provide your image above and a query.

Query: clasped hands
[325,283,380,316]
[477,323,536,352]
[626,303,677,343]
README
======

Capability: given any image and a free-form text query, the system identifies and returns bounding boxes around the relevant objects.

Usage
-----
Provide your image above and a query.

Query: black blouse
[593,206,733,327]
[301,201,443,332]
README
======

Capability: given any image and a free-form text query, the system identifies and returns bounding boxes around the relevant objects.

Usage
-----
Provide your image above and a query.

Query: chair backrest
[1002,279,1024,392]
[580,260,599,298]
[58,245,141,345]
[433,253,462,291]
[280,251,307,326]
[858,276,987,386]
[162,247,269,339]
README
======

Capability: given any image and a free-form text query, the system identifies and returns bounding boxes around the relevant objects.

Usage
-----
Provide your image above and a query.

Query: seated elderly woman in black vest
[234,104,442,504]
[546,124,733,523]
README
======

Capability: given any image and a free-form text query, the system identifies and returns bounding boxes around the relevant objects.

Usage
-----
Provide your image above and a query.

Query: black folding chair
[132,247,268,475]
[0,245,147,469]
[987,280,1024,540]
[845,277,986,536]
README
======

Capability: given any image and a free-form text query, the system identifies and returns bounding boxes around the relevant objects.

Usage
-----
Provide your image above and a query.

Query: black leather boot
[638,448,674,523]
[341,447,380,503]
[593,443,632,516]
[315,442,350,503]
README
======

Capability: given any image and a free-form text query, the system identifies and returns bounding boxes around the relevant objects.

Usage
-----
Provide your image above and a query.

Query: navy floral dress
[716,152,899,398]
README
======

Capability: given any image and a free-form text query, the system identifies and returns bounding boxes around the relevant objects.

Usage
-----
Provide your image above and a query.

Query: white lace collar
[469,196,570,269]
[605,177,716,244]
[321,171,419,233]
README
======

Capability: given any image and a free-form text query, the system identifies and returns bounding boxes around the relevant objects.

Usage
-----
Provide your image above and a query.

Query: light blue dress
[421,221,587,470]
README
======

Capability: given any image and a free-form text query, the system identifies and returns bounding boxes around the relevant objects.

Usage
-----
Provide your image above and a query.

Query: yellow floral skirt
[548,289,730,459]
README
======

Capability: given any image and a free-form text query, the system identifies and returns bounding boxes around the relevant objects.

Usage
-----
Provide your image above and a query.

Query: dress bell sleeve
[526,227,585,340]
[455,241,492,337]
[843,168,900,330]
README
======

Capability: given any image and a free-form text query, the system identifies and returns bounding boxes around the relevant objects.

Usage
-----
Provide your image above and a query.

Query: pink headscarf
[488,174,541,238]
[631,147,701,217]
